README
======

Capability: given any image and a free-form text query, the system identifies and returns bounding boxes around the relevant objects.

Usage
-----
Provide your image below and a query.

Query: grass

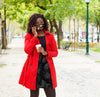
[67,49,79,52]
[0,64,6,67]
[96,61,100,63]
[90,48,100,52]
[90,43,100,52]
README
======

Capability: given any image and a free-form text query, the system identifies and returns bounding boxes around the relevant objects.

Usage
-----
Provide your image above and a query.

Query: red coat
[18,29,58,90]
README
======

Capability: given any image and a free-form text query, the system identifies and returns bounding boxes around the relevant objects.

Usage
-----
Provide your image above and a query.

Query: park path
[0,38,100,97]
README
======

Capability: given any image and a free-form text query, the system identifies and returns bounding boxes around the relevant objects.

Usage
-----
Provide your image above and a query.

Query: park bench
[64,42,72,50]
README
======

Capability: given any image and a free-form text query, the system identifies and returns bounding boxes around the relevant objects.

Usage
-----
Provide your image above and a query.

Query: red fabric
[18,29,58,90]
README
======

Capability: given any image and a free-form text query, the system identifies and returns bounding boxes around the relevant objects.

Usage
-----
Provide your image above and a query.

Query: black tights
[30,87,56,97]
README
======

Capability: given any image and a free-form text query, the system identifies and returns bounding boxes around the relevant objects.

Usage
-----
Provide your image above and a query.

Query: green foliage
[0,64,6,67]
[78,42,86,48]
[56,40,72,49]
[90,48,100,52]
[2,0,100,31]
[90,43,100,52]
[96,61,100,63]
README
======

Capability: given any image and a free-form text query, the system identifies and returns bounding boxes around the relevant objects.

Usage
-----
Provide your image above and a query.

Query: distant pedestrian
[18,13,58,97]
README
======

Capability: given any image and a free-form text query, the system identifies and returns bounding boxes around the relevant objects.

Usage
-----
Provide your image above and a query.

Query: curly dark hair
[27,13,49,34]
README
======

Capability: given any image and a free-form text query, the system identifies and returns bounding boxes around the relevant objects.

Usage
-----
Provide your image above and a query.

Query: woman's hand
[37,47,48,56]
[32,26,38,37]
[37,47,44,53]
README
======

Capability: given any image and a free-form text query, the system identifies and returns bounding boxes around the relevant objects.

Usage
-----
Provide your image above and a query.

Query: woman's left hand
[38,47,48,56]
[38,47,45,53]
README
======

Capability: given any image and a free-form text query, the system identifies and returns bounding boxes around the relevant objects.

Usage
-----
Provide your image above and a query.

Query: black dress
[36,36,53,89]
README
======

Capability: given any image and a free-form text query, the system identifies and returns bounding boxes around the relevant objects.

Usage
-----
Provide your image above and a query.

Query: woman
[18,13,58,97]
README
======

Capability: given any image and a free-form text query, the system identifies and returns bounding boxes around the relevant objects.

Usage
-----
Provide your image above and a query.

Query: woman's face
[35,18,44,31]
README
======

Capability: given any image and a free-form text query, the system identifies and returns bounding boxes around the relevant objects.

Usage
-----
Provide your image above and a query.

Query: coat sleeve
[24,33,38,55]
[46,33,58,58]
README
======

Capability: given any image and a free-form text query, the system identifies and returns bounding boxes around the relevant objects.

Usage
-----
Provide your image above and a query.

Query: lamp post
[97,25,99,43]
[73,15,75,51]
[85,0,90,55]
[0,0,3,53]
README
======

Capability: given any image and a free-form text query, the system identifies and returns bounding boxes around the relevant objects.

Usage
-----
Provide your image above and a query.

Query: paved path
[0,38,100,97]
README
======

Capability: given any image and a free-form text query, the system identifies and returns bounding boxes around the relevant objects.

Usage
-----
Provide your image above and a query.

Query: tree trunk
[53,19,60,49]
[49,20,53,33]
[7,20,10,45]
[77,19,79,49]
[99,25,100,40]
[0,13,2,53]
[69,17,71,41]
[97,25,99,43]
[59,20,63,40]
[73,18,75,51]
[1,20,7,49]
[4,5,7,46]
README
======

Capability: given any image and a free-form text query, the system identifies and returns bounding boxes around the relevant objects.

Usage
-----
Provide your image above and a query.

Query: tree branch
[35,0,46,10]
[49,0,52,4]
[37,4,46,10]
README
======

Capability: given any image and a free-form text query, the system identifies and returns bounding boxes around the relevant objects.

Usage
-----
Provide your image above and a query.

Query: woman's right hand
[32,26,38,37]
